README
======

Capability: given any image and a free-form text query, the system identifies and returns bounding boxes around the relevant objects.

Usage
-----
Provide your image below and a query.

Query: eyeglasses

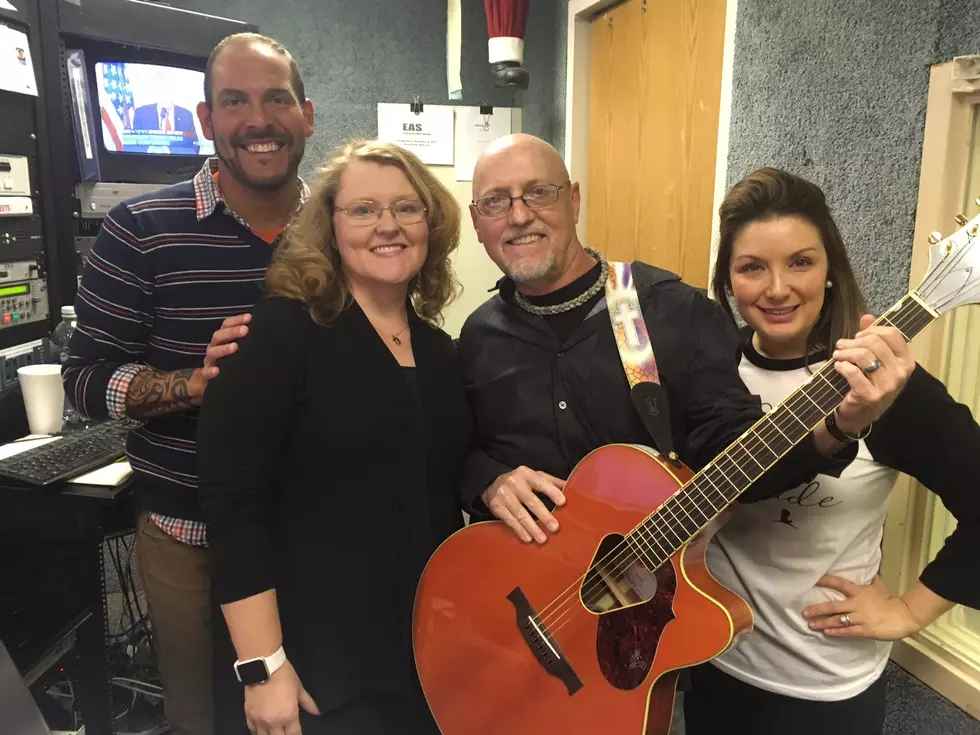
[334,200,428,227]
[473,184,564,218]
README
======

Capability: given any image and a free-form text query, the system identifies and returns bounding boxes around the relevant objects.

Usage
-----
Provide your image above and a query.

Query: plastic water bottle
[49,305,83,429]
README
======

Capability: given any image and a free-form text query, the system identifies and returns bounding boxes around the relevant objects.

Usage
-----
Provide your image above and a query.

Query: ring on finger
[863,359,883,375]
[839,613,853,627]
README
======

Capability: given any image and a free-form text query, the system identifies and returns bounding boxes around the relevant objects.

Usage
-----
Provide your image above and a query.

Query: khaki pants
[135,512,214,735]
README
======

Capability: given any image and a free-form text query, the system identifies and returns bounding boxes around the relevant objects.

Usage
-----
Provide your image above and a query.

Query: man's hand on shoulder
[481,466,566,544]
[203,313,251,380]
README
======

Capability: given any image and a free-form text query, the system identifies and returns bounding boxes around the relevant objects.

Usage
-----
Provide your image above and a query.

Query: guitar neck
[631,292,937,565]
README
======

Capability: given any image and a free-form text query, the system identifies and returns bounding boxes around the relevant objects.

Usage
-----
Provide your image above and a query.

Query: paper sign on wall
[454,106,514,182]
[0,23,37,97]
[377,103,455,166]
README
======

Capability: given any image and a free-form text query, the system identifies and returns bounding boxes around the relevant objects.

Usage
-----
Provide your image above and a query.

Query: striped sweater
[63,159,308,523]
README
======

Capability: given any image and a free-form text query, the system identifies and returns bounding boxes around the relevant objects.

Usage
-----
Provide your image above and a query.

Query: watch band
[234,645,287,685]
[824,409,872,443]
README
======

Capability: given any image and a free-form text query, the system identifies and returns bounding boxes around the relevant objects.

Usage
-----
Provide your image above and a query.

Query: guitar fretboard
[624,293,936,570]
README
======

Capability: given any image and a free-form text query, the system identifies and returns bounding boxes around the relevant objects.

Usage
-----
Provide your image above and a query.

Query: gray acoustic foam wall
[726,0,980,314]
[168,0,566,178]
[552,4,568,157]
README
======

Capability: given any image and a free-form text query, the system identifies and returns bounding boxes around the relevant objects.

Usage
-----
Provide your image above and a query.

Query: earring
[826,280,833,288]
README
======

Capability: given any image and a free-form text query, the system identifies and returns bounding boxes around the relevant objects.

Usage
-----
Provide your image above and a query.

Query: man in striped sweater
[62,33,314,735]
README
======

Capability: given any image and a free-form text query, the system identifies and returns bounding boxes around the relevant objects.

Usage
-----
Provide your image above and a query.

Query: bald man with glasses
[455,133,909,546]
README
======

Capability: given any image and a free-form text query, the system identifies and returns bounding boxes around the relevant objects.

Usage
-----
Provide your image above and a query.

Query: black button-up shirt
[457,262,854,510]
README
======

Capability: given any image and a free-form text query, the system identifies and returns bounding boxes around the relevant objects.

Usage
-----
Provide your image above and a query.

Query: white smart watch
[234,645,287,686]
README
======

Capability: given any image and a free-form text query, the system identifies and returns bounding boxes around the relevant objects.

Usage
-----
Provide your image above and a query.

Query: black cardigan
[740,330,980,610]
[196,296,473,711]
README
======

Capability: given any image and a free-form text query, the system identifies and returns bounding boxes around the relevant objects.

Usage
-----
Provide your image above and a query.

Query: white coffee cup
[18,364,66,435]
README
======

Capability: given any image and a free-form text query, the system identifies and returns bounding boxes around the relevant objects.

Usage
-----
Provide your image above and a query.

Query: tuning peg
[955,214,969,227]
[928,231,943,244]
[975,196,980,208]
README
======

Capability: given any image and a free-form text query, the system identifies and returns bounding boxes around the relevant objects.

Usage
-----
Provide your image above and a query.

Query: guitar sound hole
[581,534,662,613]
[581,535,677,691]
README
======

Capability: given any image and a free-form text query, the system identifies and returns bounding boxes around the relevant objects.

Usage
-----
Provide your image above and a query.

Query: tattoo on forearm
[126,368,196,419]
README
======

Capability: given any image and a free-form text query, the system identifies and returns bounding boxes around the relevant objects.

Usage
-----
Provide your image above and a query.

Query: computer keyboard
[0,421,132,487]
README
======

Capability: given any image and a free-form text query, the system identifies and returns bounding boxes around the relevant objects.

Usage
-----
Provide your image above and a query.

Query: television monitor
[93,61,214,158]
[66,44,214,186]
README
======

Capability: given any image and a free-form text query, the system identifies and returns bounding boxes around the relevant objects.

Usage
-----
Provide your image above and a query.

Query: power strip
[0,338,50,393]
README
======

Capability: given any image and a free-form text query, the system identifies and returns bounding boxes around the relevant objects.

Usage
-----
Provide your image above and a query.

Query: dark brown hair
[266,139,461,325]
[711,167,867,359]
[204,33,305,108]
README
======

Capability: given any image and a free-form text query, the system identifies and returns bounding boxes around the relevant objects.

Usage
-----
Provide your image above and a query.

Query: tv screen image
[95,61,215,157]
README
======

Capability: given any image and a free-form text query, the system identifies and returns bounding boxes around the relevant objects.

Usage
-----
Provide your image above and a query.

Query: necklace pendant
[392,335,402,345]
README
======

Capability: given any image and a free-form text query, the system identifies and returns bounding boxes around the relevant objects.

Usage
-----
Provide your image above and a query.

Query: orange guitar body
[413,445,754,734]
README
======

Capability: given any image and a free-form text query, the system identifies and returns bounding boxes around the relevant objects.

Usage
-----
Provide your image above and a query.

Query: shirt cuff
[459,450,512,518]
[106,363,144,420]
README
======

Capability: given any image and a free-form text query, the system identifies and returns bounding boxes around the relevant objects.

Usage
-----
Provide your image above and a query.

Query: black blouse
[196,296,473,711]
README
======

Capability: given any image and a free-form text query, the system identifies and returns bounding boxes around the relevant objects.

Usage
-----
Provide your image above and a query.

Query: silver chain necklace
[512,248,609,316]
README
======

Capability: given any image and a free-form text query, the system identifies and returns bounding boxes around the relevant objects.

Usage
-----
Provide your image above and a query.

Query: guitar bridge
[506,587,583,696]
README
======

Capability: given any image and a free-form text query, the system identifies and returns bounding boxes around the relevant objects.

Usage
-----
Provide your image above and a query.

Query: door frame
[563,0,740,286]
[879,59,980,718]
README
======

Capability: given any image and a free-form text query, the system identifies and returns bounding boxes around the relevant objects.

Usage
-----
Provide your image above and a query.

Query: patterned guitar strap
[604,260,682,468]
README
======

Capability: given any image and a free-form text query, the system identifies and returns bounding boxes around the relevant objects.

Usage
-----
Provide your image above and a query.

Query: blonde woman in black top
[197,140,472,735]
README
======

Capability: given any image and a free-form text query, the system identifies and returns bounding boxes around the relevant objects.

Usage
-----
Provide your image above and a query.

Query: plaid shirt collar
[192,156,310,224]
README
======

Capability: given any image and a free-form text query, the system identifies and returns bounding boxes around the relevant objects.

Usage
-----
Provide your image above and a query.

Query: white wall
[429,165,502,338]
[707,0,739,295]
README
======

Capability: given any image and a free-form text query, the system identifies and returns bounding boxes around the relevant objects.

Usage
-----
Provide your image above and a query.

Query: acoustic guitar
[413,212,980,734]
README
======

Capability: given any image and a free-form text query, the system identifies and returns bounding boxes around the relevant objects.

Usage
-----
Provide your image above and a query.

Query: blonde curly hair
[266,139,461,325]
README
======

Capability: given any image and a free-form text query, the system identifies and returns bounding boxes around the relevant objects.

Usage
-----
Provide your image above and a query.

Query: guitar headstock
[915,201,980,316]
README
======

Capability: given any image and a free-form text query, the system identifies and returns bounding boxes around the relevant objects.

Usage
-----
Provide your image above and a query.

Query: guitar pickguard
[581,534,677,690]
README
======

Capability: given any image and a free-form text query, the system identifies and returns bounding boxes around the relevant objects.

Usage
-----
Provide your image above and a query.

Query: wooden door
[587,0,727,289]
[587,0,643,266]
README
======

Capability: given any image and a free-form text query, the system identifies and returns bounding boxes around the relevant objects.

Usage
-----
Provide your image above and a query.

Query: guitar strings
[538,369,854,632]
[922,237,980,313]
[573,234,977,617]
[546,235,967,626]
[538,297,933,633]
[540,299,931,635]
[529,297,933,637]
[915,231,976,308]
[579,298,935,609]
[536,368,848,629]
